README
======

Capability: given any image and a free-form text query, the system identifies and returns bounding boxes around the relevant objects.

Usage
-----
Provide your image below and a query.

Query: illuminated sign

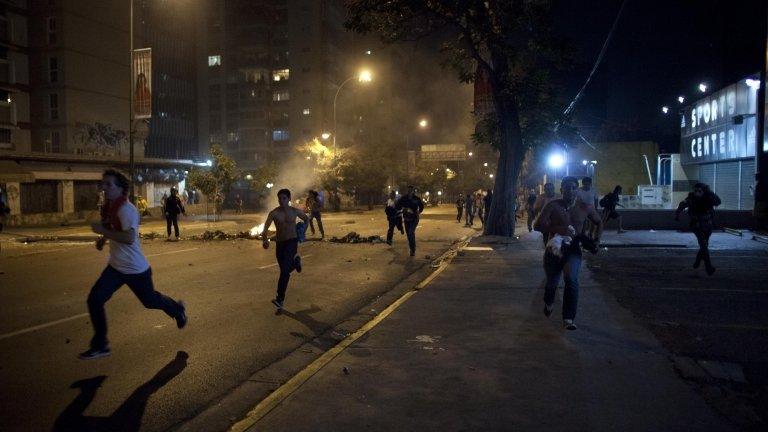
[680,78,757,165]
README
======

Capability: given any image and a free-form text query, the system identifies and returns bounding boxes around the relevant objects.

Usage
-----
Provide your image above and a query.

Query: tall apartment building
[0,0,31,152]
[205,0,353,170]
[0,0,207,224]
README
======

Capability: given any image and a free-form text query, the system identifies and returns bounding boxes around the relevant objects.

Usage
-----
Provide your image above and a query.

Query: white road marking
[146,247,199,257]
[0,313,89,341]
[258,254,311,269]
[463,246,494,251]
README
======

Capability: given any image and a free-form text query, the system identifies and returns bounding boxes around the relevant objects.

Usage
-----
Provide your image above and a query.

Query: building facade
[0,0,207,225]
[205,0,353,170]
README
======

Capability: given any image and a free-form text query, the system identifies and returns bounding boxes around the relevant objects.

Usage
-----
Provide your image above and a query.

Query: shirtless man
[532,182,558,244]
[534,176,602,330]
[262,188,309,310]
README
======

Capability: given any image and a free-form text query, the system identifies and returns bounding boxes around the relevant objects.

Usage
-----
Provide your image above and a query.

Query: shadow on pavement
[52,351,189,432]
[277,305,330,336]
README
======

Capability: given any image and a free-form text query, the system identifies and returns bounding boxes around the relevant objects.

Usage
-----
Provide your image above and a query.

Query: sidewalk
[242,230,732,431]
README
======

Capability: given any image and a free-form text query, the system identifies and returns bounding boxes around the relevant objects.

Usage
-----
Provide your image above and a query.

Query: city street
[0,206,476,432]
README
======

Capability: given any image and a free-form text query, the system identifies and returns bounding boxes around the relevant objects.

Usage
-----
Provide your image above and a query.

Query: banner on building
[132,48,152,119]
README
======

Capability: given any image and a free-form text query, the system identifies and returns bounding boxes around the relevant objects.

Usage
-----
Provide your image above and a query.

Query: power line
[562,0,628,118]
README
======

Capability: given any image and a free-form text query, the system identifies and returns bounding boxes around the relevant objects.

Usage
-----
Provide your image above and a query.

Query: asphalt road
[0,206,477,432]
[586,247,768,430]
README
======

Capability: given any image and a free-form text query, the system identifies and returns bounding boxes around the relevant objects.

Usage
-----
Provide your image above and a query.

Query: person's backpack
[599,195,609,208]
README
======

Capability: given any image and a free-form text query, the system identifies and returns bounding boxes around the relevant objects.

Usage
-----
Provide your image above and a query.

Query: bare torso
[269,206,301,241]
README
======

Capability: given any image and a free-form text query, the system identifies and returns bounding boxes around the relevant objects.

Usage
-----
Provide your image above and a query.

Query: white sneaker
[563,319,577,330]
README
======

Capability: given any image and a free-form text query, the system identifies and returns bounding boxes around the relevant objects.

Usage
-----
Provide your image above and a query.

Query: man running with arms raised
[80,169,187,360]
[534,177,602,330]
[262,188,309,310]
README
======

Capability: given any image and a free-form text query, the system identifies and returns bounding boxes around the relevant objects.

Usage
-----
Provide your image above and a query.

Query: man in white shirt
[576,177,598,236]
[80,169,187,360]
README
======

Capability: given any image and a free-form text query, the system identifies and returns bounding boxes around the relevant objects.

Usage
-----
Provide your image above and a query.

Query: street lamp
[699,83,707,93]
[321,132,331,140]
[678,96,685,104]
[547,153,565,169]
[468,152,473,157]
[661,106,669,114]
[245,174,253,180]
[419,118,428,128]
[333,69,372,151]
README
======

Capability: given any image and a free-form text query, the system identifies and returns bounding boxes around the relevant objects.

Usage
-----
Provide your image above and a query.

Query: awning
[0,160,35,183]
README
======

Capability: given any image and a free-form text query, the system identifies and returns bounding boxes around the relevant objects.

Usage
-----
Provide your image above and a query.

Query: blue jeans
[275,239,298,302]
[87,266,183,349]
[543,249,582,320]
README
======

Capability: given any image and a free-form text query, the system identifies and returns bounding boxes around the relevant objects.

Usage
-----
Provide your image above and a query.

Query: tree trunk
[483,90,525,237]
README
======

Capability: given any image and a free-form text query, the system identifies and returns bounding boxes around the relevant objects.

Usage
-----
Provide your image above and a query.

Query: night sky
[556,0,767,153]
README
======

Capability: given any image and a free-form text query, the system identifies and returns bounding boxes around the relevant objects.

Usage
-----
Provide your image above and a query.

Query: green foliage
[247,162,279,194]
[339,145,390,200]
[186,144,238,208]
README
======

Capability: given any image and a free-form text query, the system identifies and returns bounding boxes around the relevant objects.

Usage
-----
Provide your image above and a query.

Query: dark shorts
[605,209,620,219]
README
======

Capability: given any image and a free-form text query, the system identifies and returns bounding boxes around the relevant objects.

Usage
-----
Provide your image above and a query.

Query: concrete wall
[568,141,659,199]
[602,209,754,230]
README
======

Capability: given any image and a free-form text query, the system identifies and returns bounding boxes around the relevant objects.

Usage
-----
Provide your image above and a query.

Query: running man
[455,193,465,223]
[305,190,325,239]
[525,188,537,232]
[675,182,721,275]
[262,188,309,310]
[534,176,602,330]
[81,169,187,360]
[395,185,425,256]
[385,190,404,245]
[600,185,625,233]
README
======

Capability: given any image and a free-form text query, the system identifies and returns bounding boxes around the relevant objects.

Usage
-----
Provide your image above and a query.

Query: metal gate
[715,162,739,209]
[740,160,755,210]
[21,181,58,214]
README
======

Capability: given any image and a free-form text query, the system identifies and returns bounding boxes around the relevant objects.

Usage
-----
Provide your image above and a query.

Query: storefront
[680,75,759,210]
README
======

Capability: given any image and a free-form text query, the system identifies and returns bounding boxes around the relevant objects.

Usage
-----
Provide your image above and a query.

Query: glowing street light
[245,174,253,180]
[662,106,669,114]
[321,132,331,140]
[206,159,213,167]
[468,152,473,157]
[698,83,707,93]
[678,96,685,104]
[483,162,488,167]
[358,69,373,82]
[746,78,761,90]
[266,182,274,189]
[418,119,428,128]
[334,69,373,151]
[547,153,565,169]
[489,174,494,178]
[437,191,442,196]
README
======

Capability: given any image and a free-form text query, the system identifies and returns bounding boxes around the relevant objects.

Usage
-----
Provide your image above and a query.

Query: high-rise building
[205,0,353,169]
[0,0,207,224]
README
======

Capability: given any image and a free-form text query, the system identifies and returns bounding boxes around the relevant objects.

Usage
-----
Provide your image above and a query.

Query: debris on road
[189,230,257,241]
[140,232,163,240]
[343,366,350,375]
[329,231,385,244]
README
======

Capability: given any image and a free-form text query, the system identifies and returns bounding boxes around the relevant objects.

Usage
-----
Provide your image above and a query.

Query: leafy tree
[186,144,238,218]
[339,145,390,209]
[346,0,570,236]
[247,161,279,195]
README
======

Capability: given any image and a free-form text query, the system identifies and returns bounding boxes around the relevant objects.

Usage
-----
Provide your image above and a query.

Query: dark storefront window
[21,181,58,214]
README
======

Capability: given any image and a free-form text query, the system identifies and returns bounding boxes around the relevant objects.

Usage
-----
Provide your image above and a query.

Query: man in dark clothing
[675,182,721,275]
[525,189,537,232]
[455,194,465,222]
[385,190,404,245]
[464,192,474,226]
[483,189,493,224]
[600,185,625,234]
[164,188,185,240]
[306,190,325,239]
[395,185,425,256]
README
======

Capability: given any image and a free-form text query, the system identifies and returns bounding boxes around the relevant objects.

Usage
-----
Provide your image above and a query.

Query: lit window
[208,55,221,67]
[302,108,311,115]
[272,91,290,102]
[272,130,289,141]
[272,69,290,81]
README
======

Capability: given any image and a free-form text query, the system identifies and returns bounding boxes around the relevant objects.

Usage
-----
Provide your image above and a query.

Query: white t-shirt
[108,201,150,274]
[577,188,597,208]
